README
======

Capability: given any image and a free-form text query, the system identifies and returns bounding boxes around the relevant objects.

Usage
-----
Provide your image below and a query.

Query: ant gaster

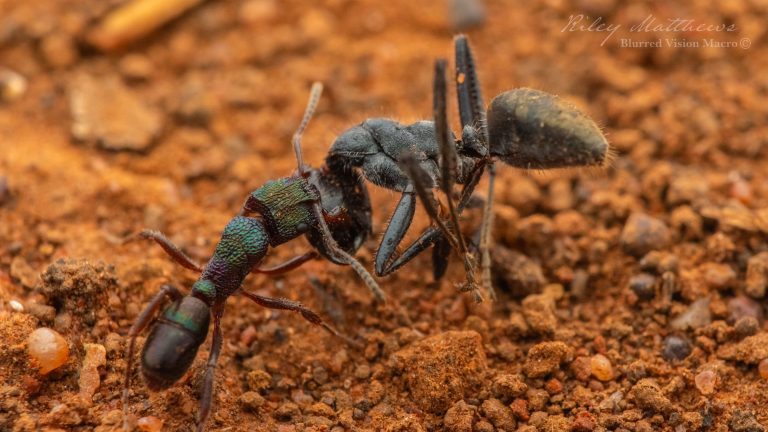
[122,83,379,432]
[326,35,610,301]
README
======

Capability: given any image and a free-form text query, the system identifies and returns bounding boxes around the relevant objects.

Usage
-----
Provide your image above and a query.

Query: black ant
[122,83,381,432]
[326,35,609,301]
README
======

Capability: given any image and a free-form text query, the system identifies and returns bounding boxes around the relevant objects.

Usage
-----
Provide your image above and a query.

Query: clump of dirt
[390,330,487,414]
[39,259,118,326]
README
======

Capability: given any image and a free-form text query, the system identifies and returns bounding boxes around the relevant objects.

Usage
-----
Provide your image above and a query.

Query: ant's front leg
[374,183,459,282]
[123,284,183,430]
[374,188,417,277]
[378,226,442,277]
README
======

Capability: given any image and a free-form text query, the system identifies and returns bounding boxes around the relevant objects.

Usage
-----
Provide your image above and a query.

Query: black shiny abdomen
[306,166,372,265]
[141,297,211,390]
[487,88,609,169]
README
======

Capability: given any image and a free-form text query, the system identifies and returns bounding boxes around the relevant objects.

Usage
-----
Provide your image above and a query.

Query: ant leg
[311,202,385,302]
[401,155,482,302]
[432,235,452,280]
[434,58,482,302]
[240,290,361,348]
[377,160,486,278]
[138,230,203,272]
[197,303,224,432]
[379,226,441,276]
[479,163,497,300]
[123,285,182,431]
[374,189,416,276]
[251,251,319,275]
[455,35,499,300]
[454,34,486,139]
[454,35,489,210]
[287,82,384,301]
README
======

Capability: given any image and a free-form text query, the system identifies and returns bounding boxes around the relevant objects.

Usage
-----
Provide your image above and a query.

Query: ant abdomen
[487,88,610,169]
[140,297,211,391]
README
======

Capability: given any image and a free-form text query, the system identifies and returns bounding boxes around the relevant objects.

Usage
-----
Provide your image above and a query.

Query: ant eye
[487,88,609,169]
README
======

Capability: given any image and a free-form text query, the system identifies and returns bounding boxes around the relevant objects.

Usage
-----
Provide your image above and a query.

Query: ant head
[140,296,211,390]
[487,88,609,169]
[306,166,372,264]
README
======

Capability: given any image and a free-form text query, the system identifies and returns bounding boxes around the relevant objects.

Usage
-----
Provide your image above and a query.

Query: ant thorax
[242,177,320,246]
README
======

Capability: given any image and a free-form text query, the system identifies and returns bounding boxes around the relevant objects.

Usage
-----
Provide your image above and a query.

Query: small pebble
[545,378,563,394]
[27,328,69,374]
[670,298,711,330]
[662,335,691,362]
[239,391,265,411]
[590,354,613,381]
[598,390,623,412]
[745,252,768,298]
[734,316,759,338]
[694,369,717,395]
[137,416,163,432]
[0,68,27,102]
[510,398,530,421]
[620,213,671,257]
[572,410,596,431]
[247,370,271,391]
[9,300,24,312]
[758,359,768,379]
[443,400,475,432]
[240,325,258,347]
[629,273,656,300]
[449,0,486,30]
[728,295,764,323]
[27,303,56,323]
[354,364,371,380]
[79,343,107,401]
[313,366,329,384]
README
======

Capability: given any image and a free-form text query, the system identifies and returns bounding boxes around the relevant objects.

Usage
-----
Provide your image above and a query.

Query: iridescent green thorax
[243,177,319,246]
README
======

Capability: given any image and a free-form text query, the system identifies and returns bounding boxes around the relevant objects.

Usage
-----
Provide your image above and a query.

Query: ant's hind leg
[251,251,319,275]
[123,285,182,430]
[240,290,361,348]
[138,230,203,272]
[197,304,224,432]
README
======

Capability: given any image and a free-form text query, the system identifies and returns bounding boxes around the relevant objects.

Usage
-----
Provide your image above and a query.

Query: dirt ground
[2,0,768,431]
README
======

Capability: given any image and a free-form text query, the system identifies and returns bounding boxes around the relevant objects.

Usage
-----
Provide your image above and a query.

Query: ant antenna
[293,82,324,175]
[291,82,386,302]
